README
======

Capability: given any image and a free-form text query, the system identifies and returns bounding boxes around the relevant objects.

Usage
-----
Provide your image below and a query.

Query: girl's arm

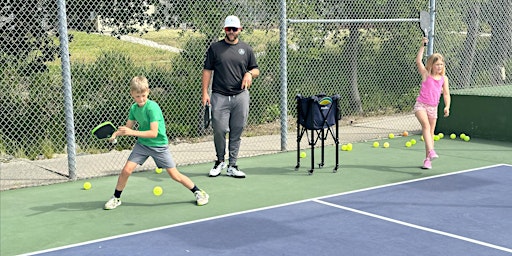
[442,76,451,117]
[416,38,429,80]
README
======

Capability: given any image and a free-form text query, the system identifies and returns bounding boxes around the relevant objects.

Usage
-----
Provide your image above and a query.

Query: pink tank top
[416,76,444,106]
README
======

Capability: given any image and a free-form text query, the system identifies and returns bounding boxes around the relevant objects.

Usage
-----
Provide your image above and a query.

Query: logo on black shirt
[238,49,246,55]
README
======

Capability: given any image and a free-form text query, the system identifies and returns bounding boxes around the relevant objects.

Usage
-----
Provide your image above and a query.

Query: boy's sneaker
[428,149,439,160]
[209,161,226,177]
[226,165,246,178]
[104,196,121,210]
[422,158,432,169]
[194,190,209,206]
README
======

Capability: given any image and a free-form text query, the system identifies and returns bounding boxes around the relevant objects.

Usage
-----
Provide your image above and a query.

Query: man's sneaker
[194,190,209,206]
[226,165,246,178]
[209,161,226,177]
[104,196,121,210]
[428,149,439,160]
[422,158,432,169]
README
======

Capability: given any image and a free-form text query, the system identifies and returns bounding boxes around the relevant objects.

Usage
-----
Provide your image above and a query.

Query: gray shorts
[128,143,176,168]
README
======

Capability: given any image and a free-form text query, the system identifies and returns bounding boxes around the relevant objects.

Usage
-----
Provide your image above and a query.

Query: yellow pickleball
[83,182,92,190]
[153,186,163,196]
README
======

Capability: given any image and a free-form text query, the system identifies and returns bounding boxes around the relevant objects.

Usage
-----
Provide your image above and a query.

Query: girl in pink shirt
[414,37,451,169]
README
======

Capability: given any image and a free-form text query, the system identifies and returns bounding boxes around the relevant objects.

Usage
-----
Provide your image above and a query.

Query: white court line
[313,199,512,253]
[24,164,511,255]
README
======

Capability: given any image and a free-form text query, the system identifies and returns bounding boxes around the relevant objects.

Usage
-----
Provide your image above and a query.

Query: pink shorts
[414,101,438,119]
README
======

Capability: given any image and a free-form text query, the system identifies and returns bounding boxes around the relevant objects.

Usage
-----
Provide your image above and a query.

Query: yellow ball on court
[300,151,307,158]
[373,141,379,148]
[433,135,440,141]
[405,141,412,147]
[383,142,390,148]
[388,133,395,139]
[341,144,348,151]
[346,143,353,151]
[410,139,417,145]
[83,182,92,190]
[153,186,163,196]
[450,133,456,139]
[155,167,163,174]
[464,136,470,142]
[460,133,466,139]
[438,133,444,139]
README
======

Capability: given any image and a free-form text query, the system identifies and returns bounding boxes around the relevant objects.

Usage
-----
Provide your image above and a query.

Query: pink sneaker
[422,158,432,169]
[428,149,439,160]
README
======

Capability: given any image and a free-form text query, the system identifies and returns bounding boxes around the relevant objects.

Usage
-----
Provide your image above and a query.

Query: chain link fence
[1,0,510,190]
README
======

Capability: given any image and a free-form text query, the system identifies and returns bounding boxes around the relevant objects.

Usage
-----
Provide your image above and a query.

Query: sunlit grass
[139,29,205,49]
[55,31,178,67]
[49,28,280,69]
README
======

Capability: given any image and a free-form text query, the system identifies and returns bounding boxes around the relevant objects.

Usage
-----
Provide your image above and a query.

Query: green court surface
[1,135,511,255]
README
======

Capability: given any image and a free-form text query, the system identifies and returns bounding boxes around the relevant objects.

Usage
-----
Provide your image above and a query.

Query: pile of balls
[374,131,471,149]
[341,143,353,151]
[452,133,471,142]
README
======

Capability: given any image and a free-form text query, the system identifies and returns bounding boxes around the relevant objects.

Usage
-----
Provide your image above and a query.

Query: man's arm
[202,69,213,106]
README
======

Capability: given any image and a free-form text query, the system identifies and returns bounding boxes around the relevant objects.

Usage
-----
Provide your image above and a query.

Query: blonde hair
[425,53,446,76]
[129,76,150,93]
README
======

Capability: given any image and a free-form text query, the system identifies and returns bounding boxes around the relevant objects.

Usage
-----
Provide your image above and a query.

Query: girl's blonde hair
[425,53,446,76]
[130,76,150,93]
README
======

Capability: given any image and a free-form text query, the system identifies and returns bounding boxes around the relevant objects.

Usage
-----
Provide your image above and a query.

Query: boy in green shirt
[104,76,209,209]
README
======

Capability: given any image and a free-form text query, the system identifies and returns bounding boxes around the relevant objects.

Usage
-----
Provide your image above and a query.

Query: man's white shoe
[226,165,246,178]
[209,161,226,177]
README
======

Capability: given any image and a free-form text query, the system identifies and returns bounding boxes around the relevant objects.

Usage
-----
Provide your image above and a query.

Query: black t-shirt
[203,39,258,96]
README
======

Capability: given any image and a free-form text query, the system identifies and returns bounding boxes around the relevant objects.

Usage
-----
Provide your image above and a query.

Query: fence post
[57,0,77,180]
[279,0,288,151]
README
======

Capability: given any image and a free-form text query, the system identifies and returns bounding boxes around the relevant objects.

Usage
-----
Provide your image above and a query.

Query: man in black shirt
[201,15,260,178]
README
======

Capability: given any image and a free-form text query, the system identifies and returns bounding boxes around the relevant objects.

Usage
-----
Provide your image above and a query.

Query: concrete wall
[436,95,512,142]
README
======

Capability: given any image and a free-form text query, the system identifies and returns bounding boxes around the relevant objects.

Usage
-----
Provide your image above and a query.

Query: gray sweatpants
[211,90,250,166]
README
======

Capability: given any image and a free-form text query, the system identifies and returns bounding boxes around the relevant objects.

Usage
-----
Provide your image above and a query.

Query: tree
[0,0,59,74]
[0,0,167,74]
[483,0,512,85]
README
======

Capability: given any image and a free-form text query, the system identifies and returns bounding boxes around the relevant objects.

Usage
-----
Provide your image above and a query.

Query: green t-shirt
[128,100,168,146]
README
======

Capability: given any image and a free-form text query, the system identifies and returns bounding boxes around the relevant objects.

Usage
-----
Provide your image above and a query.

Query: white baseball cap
[224,15,241,28]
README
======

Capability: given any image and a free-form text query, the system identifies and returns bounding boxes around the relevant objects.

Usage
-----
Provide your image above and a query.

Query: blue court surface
[27,165,512,256]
